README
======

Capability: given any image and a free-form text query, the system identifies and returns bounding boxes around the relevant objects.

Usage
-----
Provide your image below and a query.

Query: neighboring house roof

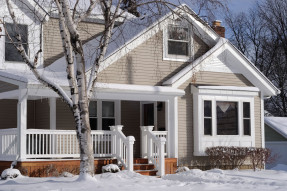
[265,117,287,139]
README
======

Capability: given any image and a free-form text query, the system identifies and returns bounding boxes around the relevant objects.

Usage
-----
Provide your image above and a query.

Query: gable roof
[48,4,219,73]
[265,117,287,139]
[163,36,280,97]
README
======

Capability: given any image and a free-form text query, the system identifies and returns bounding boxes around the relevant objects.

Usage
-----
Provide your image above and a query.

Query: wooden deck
[0,158,177,177]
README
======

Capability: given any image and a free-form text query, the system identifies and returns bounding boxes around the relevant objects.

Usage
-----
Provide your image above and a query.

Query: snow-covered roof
[49,4,218,73]
[265,117,287,139]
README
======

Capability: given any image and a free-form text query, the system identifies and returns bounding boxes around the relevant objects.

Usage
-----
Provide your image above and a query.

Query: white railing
[110,125,135,171]
[0,126,135,172]
[140,126,166,176]
[25,129,113,158]
[0,128,18,161]
[153,131,168,156]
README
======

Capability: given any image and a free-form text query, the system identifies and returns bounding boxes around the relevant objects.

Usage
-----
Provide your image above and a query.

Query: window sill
[163,56,191,62]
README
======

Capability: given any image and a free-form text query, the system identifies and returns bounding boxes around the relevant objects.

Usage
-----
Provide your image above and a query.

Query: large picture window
[216,101,238,135]
[5,23,28,62]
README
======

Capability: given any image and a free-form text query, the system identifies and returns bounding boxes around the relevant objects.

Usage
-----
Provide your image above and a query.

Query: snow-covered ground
[1,166,287,191]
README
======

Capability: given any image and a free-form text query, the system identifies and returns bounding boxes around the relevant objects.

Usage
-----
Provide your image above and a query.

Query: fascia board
[226,42,280,96]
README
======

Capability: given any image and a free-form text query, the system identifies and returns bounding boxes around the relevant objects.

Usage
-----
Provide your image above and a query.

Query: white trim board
[164,38,279,97]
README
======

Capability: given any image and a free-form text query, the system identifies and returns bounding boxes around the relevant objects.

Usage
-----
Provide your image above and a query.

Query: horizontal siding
[43,18,105,67]
[56,99,75,130]
[0,81,18,93]
[35,99,50,129]
[194,71,254,86]
[98,32,210,86]
[254,96,262,147]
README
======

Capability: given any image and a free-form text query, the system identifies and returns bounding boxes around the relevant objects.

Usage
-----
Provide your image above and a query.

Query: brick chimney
[211,20,225,38]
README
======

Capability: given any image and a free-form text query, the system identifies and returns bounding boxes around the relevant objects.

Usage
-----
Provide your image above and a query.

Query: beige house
[0,1,280,176]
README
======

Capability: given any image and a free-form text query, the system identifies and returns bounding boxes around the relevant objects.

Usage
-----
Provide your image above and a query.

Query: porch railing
[0,126,135,172]
[0,128,18,161]
[25,129,114,158]
[140,126,166,176]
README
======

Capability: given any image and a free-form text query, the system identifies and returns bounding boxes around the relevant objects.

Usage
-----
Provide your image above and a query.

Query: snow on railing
[25,129,114,158]
[110,125,135,171]
[140,126,166,176]
[0,128,18,161]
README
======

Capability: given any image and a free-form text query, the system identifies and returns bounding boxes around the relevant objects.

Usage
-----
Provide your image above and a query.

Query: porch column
[166,97,178,158]
[17,88,28,161]
[49,98,56,130]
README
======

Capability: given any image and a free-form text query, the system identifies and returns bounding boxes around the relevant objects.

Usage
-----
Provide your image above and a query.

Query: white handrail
[0,128,18,161]
[110,125,135,171]
[140,126,166,176]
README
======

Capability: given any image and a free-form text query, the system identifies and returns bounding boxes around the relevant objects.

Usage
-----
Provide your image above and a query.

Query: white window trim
[163,21,194,62]
[90,100,121,130]
[192,85,257,156]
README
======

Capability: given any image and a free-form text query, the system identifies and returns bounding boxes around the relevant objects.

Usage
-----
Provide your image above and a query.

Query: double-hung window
[89,100,116,130]
[167,25,189,56]
[5,23,28,62]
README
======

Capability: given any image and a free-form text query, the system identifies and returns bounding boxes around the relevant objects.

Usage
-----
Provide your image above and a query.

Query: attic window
[5,23,28,62]
[167,25,189,56]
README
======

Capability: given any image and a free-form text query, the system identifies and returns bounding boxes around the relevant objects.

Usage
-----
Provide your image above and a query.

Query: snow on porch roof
[0,68,184,97]
[265,117,287,139]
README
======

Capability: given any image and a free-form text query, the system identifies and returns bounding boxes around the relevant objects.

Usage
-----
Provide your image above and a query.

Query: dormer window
[5,23,28,62]
[168,25,189,56]
[163,20,192,61]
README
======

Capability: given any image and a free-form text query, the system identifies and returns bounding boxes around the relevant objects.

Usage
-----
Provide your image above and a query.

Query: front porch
[0,126,177,176]
[0,83,183,176]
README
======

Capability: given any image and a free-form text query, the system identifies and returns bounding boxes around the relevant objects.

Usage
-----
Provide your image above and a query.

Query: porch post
[17,88,28,161]
[140,126,154,158]
[49,98,56,130]
[166,97,178,158]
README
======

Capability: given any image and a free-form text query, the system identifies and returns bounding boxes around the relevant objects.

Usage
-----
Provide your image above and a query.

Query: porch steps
[133,158,158,176]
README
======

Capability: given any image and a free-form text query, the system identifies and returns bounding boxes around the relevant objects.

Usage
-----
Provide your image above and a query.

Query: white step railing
[0,128,18,161]
[110,125,135,171]
[140,126,166,176]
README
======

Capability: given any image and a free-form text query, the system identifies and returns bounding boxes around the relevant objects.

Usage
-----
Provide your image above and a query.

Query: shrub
[102,164,120,173]
[1,168,22,180]
[206,146,277,170]
[206,146,248,169]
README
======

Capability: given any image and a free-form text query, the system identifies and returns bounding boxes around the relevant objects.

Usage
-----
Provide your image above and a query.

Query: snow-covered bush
[1,168,22,180]
[60,171,74,177]
[102,164,120,173]
[176,166,190,173]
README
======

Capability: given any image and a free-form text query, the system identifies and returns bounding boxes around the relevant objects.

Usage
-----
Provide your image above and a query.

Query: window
[204,100,212,135]
[102,101,115,130]
[167,25,189,56]
[5,23,28,62]
[191,85,257,156]
[216,101,238,135]
[89,101,97,130]
[243,102,251,135]
[89,100,117,130]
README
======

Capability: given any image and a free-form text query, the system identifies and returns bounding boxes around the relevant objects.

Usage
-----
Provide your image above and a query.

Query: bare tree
[225,0,287,117]
[3,0,227,177]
